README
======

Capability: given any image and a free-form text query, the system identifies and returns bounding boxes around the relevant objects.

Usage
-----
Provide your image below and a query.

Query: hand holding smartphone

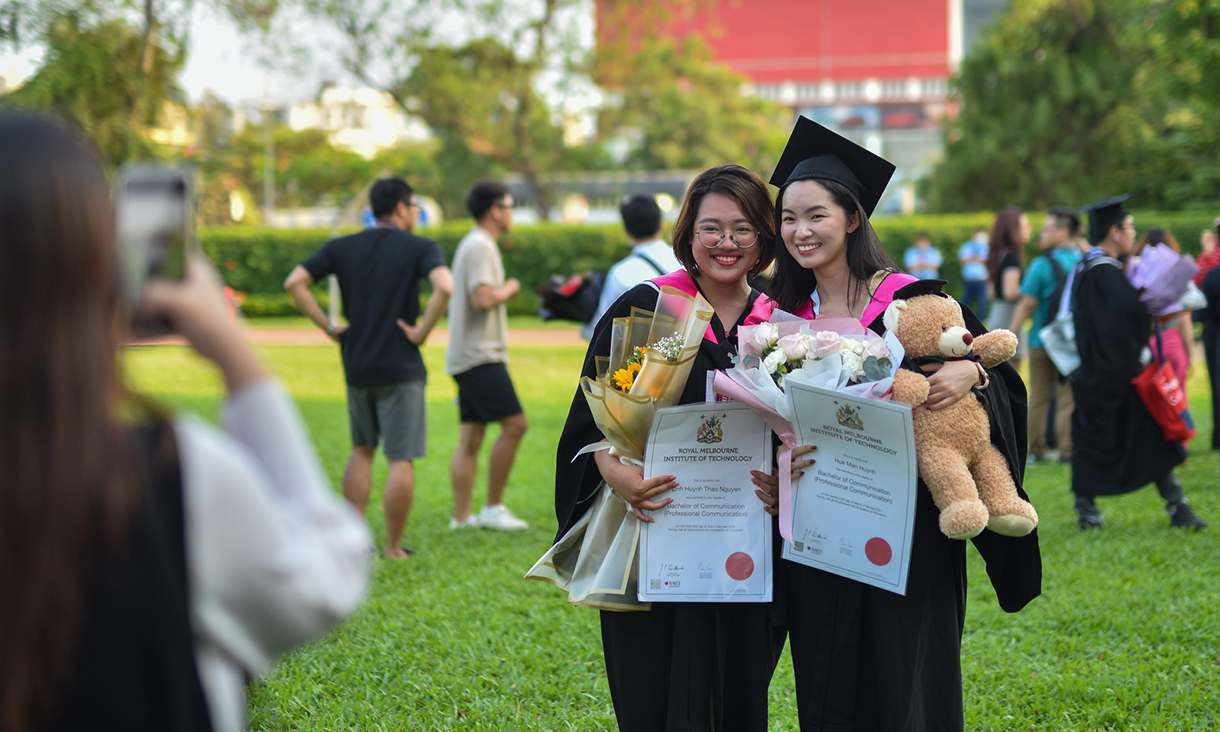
[114,165,195,335]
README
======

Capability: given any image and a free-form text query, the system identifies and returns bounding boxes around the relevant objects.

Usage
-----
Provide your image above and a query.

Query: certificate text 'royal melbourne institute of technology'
[785,382,917,595]
[640,402,772,602]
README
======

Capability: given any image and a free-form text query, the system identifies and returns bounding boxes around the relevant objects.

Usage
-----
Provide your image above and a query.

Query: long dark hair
[671,164,776,277]
[1136,227,1180,256]
[0,112,145,730]
[987,206,1026,281]
[768,178,897,314]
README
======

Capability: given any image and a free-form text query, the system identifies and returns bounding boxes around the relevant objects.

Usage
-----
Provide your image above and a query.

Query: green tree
[296,0,785,216]
[3,13,182,164]
[926,0,1159,212]
[298,0,589,218]
[2,0,278,168]
[226,124,378,210]
[592,33,789,173]
[1147,0,1220,207]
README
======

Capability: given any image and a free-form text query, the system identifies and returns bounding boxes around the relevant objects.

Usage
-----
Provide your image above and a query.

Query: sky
[1,2,595,107]
[1,6,340,105]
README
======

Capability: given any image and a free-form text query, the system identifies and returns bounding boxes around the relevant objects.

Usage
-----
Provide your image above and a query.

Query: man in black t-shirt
[285,177,453,559]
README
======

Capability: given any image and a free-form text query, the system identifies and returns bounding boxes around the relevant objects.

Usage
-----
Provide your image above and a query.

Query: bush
[205,211,1220,318]
[202,223,631,317]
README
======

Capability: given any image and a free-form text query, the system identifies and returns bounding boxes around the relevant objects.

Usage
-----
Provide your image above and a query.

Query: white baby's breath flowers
[650,334,686,362]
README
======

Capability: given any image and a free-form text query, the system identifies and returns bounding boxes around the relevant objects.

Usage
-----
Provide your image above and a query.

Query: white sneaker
[449,515,479,529]
[478,504,529,531]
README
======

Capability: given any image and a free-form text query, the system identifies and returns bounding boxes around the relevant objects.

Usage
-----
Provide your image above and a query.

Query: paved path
[129,327,586,347]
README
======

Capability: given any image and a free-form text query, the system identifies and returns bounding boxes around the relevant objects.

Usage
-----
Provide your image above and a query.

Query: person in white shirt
[445,180,530,532]
[0,111,369,732]
[580,195,682,340]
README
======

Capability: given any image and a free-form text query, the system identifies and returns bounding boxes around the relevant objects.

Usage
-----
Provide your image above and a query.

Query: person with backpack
[1008,206,1082,464]
[580,195,682,340]
[1068,195,1207,531]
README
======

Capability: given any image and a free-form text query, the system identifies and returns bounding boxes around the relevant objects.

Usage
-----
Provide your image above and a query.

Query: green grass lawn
[240,314,582,332]
[122,343,1220,731]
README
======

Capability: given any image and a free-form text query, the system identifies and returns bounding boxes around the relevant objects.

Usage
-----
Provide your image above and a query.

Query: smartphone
[114,165,196,333]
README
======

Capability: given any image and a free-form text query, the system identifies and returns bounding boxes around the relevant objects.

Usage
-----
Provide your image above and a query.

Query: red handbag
[1132,328,1196,443]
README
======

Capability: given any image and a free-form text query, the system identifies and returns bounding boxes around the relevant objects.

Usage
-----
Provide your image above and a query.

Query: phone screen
[115,167,193,334]
[117,177,188,284]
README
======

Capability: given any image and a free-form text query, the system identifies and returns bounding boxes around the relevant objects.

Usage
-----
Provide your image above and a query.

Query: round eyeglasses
[696,225,759,249]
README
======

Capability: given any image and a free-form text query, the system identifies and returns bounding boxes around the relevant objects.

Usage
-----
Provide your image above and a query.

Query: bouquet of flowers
[712,309,904,542]
[1130,244,1200,316]
[526,286,713,610]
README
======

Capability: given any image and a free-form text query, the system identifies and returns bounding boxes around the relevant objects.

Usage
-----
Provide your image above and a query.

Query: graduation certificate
[639,402,773,602]
[783,382,917,595]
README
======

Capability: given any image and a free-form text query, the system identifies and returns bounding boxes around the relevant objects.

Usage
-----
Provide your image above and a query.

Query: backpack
[1039,252,1119,379]
[538,252,666,322]
[1041,251,1069,317]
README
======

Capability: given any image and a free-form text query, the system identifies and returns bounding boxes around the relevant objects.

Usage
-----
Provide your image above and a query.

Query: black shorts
[453,362,523,424]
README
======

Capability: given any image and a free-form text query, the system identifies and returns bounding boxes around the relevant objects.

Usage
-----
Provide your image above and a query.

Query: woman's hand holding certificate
[525,286,714,611]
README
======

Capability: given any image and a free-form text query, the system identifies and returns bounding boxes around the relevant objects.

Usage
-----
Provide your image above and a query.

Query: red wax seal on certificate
[725,552,754,580]
[865,537,892,566]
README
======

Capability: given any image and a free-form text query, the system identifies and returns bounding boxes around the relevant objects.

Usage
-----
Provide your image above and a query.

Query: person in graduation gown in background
[1069,196,1207,530]
[750,118,1042,732]
[553,165,785,732]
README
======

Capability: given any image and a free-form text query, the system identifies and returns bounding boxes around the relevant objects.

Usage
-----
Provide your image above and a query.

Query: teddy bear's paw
[987,511,1038,537]
[939,499,989,540]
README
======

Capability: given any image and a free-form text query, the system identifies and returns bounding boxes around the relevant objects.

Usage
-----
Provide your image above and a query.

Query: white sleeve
[592,262,633,328]
[178,380,370,677]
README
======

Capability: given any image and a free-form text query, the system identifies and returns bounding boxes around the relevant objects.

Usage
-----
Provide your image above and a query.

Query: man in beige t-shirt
[445,179,529,531]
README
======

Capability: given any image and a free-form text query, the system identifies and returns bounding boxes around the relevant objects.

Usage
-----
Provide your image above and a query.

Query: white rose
[752,323,780,349]
[778,333,810,361]
[763,348,787,374]
[810,330,842,358]
[841,337,866,356]
[841,350,864,380]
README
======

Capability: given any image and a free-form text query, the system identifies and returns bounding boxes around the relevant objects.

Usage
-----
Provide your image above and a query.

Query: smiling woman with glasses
[553,164,784,732]
[696,224,760,249]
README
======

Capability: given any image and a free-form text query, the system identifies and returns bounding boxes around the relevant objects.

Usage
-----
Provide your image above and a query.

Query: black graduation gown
[781,304,1042,732]
[44,423,211,732]
[1070,257,1185,496]
[553,280,786,732]
[1198,267,1220,450]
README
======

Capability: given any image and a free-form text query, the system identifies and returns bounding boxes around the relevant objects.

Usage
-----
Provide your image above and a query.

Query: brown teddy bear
[883,281,1038,540]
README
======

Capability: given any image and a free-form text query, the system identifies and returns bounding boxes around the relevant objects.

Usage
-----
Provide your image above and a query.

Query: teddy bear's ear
[883,299,907,333]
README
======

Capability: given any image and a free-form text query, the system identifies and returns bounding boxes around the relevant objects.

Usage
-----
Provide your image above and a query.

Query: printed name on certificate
[639,402,773,603]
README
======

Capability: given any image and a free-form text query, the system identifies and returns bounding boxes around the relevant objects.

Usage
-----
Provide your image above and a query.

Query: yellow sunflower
[612,361,643,391]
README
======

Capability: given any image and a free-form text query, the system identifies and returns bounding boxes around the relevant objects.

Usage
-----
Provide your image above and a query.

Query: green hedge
[201,223,630,317]
[204,210,1220,317]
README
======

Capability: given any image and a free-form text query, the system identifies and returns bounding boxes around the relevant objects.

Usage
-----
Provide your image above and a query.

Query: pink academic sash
[744,271,918,331]
[649,270,720,344]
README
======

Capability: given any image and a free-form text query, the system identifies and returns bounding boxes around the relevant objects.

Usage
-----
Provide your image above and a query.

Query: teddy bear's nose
[962,332,973,346]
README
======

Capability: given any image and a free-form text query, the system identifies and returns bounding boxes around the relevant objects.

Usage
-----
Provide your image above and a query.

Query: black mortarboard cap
[892,279,949,301]
[769,116,896,217]
[1080,194,1133,245]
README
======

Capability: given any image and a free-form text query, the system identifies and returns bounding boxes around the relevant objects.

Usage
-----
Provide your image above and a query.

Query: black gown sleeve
[1074,262,1149,392]
[959,303,1042,612]
[870,303,1043,613]
[553,287,653,542]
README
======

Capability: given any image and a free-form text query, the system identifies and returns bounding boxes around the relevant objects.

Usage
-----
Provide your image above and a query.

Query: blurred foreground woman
[0,112,370,731]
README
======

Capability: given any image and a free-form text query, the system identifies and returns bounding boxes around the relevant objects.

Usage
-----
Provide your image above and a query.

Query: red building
[597,0,1008,211]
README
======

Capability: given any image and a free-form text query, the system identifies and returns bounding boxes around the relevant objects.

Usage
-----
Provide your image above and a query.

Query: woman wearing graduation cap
[751,118,1042,731]
[552,165,786,732]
